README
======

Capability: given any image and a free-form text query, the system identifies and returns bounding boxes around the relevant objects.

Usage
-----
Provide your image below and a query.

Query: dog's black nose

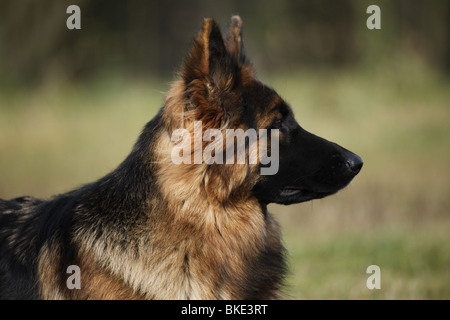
[346,153,363,174]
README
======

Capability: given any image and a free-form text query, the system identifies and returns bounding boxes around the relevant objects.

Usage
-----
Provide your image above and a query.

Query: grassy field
[0,63,449,299]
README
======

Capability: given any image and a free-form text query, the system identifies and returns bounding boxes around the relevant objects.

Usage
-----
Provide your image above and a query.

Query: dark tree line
[0,0,448,86]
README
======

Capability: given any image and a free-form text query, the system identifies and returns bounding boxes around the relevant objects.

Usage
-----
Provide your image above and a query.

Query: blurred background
[0,0,449,299]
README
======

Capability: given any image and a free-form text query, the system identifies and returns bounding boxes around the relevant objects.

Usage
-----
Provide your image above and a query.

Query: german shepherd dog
[0,16,362,299]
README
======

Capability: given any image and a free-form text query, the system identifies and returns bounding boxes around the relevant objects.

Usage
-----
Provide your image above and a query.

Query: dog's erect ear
[182,18,238,91]
[224,16,246,65]
[224,16,255,76]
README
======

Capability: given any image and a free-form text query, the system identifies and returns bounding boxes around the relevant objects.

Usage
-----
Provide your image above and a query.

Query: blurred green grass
[0,63,449,299]
[281,228,450,299]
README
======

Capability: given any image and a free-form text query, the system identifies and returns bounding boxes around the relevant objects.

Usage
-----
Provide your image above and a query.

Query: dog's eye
[273,118,283,129]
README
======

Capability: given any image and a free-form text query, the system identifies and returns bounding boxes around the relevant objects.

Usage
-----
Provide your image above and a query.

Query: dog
[0,16,362,299]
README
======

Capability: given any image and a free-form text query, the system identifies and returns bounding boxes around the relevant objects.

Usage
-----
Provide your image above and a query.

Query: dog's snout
[345,153,363,174]
[330,143,363,176]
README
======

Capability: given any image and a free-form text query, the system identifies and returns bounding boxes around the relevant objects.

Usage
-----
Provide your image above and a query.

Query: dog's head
[161,16,362,206]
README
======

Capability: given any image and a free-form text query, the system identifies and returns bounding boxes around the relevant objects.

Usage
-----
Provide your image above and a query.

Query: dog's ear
[182,18,238,92]
[224,16,255,76]
[224,16,246,65]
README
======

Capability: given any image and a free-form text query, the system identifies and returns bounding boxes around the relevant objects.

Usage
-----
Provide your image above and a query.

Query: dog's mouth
[279,186,335,204]
[279,188,303,197]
